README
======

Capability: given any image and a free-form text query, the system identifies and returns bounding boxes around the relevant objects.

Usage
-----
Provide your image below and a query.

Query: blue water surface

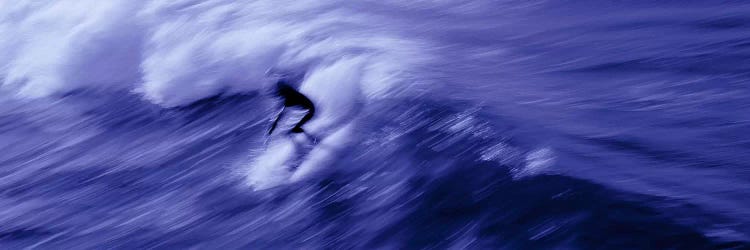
[0,0,749,249]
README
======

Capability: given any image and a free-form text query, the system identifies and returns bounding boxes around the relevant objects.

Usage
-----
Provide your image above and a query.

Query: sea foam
[0,0,431,107]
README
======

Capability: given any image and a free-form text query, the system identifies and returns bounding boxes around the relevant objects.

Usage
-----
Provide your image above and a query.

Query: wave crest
[0,0,431,106]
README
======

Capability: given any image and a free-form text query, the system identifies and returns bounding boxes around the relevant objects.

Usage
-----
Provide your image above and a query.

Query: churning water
[0,0,749,248]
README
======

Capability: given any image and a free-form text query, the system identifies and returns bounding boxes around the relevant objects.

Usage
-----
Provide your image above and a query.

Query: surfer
[268,79,316,138]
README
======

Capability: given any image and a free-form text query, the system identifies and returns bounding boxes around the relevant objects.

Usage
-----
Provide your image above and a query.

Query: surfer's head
[273,79,298,97]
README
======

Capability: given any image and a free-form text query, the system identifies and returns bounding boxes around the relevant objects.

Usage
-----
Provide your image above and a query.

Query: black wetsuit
[268,81,315,135]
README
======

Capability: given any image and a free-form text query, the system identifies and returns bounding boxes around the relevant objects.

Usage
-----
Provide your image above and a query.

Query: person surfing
[267,77,318,143]
[249,67,359,189]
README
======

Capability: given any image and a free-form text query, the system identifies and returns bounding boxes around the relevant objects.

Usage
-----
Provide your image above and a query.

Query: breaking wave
[0,0,431,106]
[1,0,749,248]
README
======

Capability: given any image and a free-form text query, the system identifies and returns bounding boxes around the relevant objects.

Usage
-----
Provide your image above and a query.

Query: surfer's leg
[290,107,314,134]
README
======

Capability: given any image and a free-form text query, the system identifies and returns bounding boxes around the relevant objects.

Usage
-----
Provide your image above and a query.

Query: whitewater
[0,0,749,248]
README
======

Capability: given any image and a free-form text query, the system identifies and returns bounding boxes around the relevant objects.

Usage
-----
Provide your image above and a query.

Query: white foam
[290,121,356,182]
[1,0,143,97]
[246,138,297,190]
[0,0,436,190]
[0,0,431,106]
[299,57,363,134]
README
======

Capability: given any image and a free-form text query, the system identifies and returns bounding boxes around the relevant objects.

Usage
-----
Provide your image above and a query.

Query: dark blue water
[1,0,749,249]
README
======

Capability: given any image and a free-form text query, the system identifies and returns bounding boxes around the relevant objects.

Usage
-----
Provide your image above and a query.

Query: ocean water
[1,0,749,248]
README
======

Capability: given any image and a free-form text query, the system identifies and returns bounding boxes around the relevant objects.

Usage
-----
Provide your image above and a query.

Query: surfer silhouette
[268,79,316,138]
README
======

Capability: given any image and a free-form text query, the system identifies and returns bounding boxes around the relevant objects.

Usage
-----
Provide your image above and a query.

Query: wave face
[1,0,750,248]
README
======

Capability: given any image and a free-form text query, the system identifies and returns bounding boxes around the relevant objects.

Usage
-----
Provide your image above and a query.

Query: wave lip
[0,0,432,107]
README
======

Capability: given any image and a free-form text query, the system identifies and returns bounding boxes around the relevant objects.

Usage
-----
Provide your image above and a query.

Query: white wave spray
[0,0,433,107]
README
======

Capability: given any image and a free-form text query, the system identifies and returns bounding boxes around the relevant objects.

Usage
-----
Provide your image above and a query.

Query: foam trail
[290,121,356,183]
[246,138,297,190]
